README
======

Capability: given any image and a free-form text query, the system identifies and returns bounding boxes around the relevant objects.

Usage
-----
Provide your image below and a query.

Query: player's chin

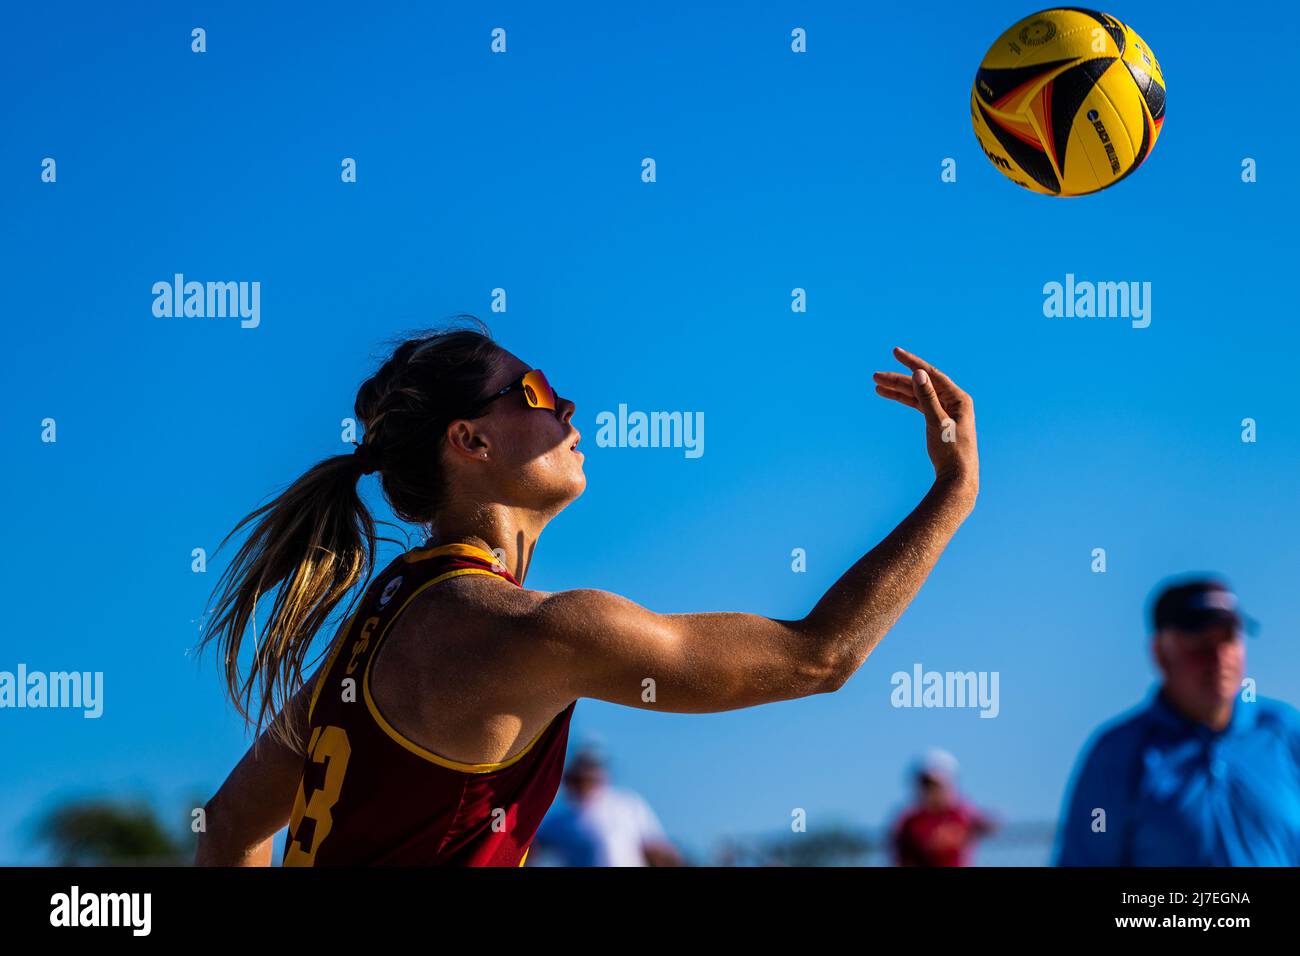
[567,463,588,498]
[549,455,587,501]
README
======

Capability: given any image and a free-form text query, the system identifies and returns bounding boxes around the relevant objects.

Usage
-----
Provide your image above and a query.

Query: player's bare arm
[195,677,317,866]
[521,348,978,713]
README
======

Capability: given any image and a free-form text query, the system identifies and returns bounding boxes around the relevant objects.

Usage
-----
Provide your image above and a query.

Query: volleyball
[970,8,1166,196]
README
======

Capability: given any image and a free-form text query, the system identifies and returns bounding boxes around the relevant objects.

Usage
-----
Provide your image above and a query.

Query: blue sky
[2,1,1298,863]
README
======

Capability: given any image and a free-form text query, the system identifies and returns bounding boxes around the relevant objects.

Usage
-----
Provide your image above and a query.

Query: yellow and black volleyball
[971,8,1165,196]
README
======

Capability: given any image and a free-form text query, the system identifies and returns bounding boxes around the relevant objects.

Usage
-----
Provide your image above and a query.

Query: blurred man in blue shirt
[1056,578,1300,866]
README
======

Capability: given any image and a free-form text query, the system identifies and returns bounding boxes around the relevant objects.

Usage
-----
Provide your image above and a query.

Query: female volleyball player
[194,320,979,866]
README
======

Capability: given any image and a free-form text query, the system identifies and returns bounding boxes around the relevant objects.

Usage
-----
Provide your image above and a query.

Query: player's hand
[872,347,979,499]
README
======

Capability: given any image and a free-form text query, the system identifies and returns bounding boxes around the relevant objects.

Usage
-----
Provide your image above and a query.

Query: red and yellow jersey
[282,542,574,867]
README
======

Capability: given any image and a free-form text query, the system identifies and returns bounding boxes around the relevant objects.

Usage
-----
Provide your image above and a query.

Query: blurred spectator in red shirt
[891,749,997,866]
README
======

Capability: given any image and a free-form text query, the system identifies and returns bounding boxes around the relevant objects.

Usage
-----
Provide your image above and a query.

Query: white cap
[915,748,959,783]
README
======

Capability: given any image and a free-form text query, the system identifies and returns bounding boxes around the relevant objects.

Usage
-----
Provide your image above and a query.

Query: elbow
[817,636,877,694]
[786,622,856,696]
[803,646,854,696]
[818,658,853,694]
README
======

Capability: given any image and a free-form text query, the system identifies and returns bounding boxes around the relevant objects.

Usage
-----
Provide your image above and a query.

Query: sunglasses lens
[523,370,557,410]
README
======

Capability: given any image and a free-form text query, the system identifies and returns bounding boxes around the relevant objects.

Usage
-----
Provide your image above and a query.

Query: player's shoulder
[409,583,648,664]
[521,587,642,638]
[530,586,628,613]
[389,570,544,647]
[423,582,633,653]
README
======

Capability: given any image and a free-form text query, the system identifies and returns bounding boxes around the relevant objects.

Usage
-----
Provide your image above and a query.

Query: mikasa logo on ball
[1018,18,1056,45]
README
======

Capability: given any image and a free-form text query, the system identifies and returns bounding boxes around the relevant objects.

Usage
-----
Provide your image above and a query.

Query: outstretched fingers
[909,369,949,425]
[892,347,969,403]
[873,367,947,422]
[877,347,979,495]
[875,349,973,426]
[874,383,919,409]
[872,371,914,391]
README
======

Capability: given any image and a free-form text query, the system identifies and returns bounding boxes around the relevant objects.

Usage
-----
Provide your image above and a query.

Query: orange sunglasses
[466,368,558,419]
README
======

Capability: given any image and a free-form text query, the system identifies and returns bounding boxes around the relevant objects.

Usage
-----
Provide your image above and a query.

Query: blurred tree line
[33,795,204,866]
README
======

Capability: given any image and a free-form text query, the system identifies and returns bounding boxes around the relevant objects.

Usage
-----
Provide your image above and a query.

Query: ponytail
[198,452,378,751]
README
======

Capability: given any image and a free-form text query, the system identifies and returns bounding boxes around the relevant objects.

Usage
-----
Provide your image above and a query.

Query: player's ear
[444,419,490,461]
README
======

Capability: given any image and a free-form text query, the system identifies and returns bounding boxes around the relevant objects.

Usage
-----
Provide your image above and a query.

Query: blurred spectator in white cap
[890,749,998,866]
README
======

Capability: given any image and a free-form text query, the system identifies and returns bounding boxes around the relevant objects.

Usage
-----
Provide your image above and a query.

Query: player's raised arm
[526,348,979,713]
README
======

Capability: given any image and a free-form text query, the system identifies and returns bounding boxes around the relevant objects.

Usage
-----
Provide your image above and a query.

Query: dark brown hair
[196,317,508,750]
